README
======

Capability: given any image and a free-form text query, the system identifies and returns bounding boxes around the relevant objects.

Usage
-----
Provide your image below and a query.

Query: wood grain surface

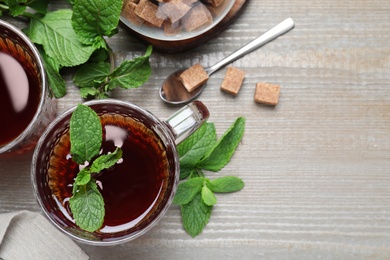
[1,0,390,259]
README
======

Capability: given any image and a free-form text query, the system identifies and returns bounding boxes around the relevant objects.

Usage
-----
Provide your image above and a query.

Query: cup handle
[165,100,210,145]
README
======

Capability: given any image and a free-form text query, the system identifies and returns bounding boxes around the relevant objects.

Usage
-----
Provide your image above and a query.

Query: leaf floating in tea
[75,168,91,186]
[90,148,123,173]
[69,180,105,232]
[70,104,102,164]
[68,104,123,233]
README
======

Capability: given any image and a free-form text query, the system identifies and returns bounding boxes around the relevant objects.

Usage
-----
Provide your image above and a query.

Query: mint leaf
[201,185,217,206]
[79,87,98,99]
[180,167,200,181]
[199,117,246,172]
[37,45,66,98]
[70,104,102,164]
[69,180,105,232]
[208,176,244,193]
[72,0,122,45]
[175,117,246,237]
[89,48,110,63]
[181,192,212,237]
[10,6,25,17]
[27,9,96,67]
[3,0,26,16]
[178,122,217,179]
[73,62,111,88]
[29,0,48,14]
[173,177,204,205]
[75,168,91,186]
[108,46,152,90]
[90,148,122,173]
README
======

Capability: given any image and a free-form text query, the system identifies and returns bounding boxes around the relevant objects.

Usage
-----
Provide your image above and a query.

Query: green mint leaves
[68,104,122,232]
[174,176,245,237]
[180,192,212,237]
[174,117,246,237]
[0,0,48,17]
[199,117,246,171]
[27,9,97,67]
[70,104,102,164]
[69,180,105,233]
[73,45,152,99]
[72,0,122,45]
[1,0,152,99]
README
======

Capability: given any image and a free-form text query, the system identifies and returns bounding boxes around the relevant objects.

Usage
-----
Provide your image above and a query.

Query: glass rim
[31,99,180,246]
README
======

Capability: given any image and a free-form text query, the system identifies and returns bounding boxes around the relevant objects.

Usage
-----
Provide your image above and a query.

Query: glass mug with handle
[31,99,209,245]
[0,19,56,156]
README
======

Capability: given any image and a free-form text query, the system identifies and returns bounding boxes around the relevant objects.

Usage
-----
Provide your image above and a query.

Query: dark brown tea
[0,52,40,146]
[41,106,175,238]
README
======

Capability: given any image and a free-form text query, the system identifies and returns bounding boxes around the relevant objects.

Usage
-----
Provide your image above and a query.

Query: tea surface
[48,113,170,234]
[0,52,40,146]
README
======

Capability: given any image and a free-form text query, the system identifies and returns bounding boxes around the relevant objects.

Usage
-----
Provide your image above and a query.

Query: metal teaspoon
[159,18,295,105]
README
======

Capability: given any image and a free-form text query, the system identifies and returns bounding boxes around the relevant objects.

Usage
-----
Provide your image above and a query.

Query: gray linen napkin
[0,211,88,260]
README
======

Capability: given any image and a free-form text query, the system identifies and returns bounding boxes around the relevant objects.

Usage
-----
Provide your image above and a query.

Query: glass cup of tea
[0,20,56,156]
[31,99,209,245]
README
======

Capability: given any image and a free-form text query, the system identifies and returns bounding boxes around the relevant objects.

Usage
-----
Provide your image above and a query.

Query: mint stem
[21,11,39,20]
[196,169,205,178]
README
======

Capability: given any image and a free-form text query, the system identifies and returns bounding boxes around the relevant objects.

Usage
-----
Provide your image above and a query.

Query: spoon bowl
[160,69,208,105]
[159,18,295,105]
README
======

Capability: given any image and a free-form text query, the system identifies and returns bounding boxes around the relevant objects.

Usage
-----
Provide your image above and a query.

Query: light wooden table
[1,0,390,259]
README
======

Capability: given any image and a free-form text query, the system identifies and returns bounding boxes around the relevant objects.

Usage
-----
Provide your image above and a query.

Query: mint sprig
[68,104,122,232]
[1,0,152,99]
[70,103,102,164]
[73,45,153,99]
[0,0,48,17]
[69,180,105,233]
[174,117,246,237]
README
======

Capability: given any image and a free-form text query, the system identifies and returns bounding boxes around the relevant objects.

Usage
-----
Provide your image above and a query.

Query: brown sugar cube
[220,66,245,96]
[135,0,165,27]
[179,63,209,92]
[163,20,182,36]
[182,0,198,5]
[202,0,224,7]
[254,82,281,106]
[159,0,192,23]
[182,3,212,32]
[122,1,145,26]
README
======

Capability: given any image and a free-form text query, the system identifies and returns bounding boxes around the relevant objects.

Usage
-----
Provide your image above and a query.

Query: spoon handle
[206,18,295,75]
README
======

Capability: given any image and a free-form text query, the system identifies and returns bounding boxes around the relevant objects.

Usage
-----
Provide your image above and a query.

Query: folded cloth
[0,211,89,260]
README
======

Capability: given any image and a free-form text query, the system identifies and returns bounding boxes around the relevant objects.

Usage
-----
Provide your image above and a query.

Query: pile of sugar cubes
[179,63,281,106]
[122,0,227,36]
